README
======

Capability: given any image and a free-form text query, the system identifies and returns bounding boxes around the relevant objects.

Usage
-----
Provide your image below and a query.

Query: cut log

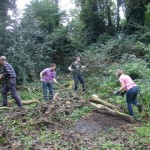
[0,107,14,110]
[22,100,39,105]
[90,95,117,109]
[90,101,134,123]
[53,92,59,101]
[8,100,39,105]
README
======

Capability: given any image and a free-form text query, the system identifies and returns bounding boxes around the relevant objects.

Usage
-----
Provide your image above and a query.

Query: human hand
[82,65,86,69]
[0,74,3,80]
[120,90,127,96]
[114,91,120,95]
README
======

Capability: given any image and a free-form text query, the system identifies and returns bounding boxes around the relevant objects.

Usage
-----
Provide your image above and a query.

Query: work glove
[120,90,127,96]
[114,91,120,95]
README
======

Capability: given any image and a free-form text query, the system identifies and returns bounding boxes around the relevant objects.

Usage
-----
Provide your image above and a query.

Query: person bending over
[0,56,23,107]
[115,69,142,116]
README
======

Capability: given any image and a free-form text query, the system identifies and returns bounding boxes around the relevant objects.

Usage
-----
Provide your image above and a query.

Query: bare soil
[75,110,130,133]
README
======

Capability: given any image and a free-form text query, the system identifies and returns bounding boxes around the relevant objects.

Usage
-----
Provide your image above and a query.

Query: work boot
[137,104,142,113]
[15,106,25,112]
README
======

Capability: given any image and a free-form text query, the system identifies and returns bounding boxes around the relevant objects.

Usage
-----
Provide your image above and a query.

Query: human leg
[42,82,48,101]
[48,83,53,100]
[78,74,85,92]
[2,84,9,106]
[8,78,23,107]
[73,74,79,91]
[132,87,142,113]
[126,90,134,116]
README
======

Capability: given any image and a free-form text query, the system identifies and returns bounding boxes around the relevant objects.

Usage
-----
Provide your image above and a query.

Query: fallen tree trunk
[22,100,39,105]
[89,96,134,123]
[0,107,14,110]
[90,95,117,109]
[0,100,39,111]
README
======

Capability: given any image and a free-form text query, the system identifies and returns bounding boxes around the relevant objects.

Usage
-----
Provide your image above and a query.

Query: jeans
[42,82,53,101]
[2,78,23,107]
[126,86,139,116]
[73,73,85,92]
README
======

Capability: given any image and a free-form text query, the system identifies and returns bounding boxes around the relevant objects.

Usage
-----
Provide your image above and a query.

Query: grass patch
[70,106,92,120]
[101,141,124,150]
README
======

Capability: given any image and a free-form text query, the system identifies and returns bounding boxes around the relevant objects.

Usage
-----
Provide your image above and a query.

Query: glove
[114,91,120,95]
[120,90,127,96]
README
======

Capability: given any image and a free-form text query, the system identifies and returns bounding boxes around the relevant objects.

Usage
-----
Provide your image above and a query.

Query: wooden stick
[0,107,14,110]
[22,100,39,105]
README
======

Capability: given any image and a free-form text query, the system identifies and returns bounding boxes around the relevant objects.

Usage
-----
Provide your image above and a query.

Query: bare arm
[0,74,3,80]
[119,82,126,92]
[40,71,44,80]
[68,65,73,71]
[53,78,58,84]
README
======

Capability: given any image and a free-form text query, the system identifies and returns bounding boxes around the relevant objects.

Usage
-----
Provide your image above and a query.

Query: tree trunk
[116,0,120,31]
[89,95,134,123]
[90,95,117,109]
[126,0,146,34]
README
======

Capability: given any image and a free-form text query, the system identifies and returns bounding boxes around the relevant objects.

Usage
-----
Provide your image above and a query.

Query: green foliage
[70,106,92,120]
[135,124,150,138]
[145,3,150,25]
[3,0,75,82]
[0,0,17,54]
[79,0,106,42]
[125,0,146,34]
[102,141,123,150]
[27,0,61,32]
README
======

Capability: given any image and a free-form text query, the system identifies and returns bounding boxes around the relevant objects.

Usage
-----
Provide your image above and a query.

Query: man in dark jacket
[0,56,23,107]
[68,56,86,93]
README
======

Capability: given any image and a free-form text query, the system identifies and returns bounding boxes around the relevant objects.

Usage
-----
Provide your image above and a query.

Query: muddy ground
[75,111,129,133]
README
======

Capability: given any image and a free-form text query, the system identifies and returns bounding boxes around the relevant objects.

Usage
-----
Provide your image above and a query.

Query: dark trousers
[42,82,53,101]
[126,86,139,116]
[73,73,85,91]
[2,78,23,107]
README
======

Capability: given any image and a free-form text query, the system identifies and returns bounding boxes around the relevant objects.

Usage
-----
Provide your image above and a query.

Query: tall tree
[125,0,150,34]
[6,0,73,82]
[79,0,106,43]
[0,0,16,54]
[116,0,121,30]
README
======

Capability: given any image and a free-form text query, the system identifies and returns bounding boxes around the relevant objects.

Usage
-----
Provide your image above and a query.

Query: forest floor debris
[0,90,149,149]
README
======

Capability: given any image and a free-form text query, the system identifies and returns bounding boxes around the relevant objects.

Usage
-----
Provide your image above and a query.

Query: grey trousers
[2,78,23,107]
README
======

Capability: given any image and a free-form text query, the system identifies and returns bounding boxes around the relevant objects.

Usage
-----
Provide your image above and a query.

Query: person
[115,69,142,116]
[0,56,23,107]
[40,63,60,101]
[68,56,86,93]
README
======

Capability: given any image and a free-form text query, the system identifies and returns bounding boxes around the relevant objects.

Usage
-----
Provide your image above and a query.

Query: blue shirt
[2,62,16,79]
